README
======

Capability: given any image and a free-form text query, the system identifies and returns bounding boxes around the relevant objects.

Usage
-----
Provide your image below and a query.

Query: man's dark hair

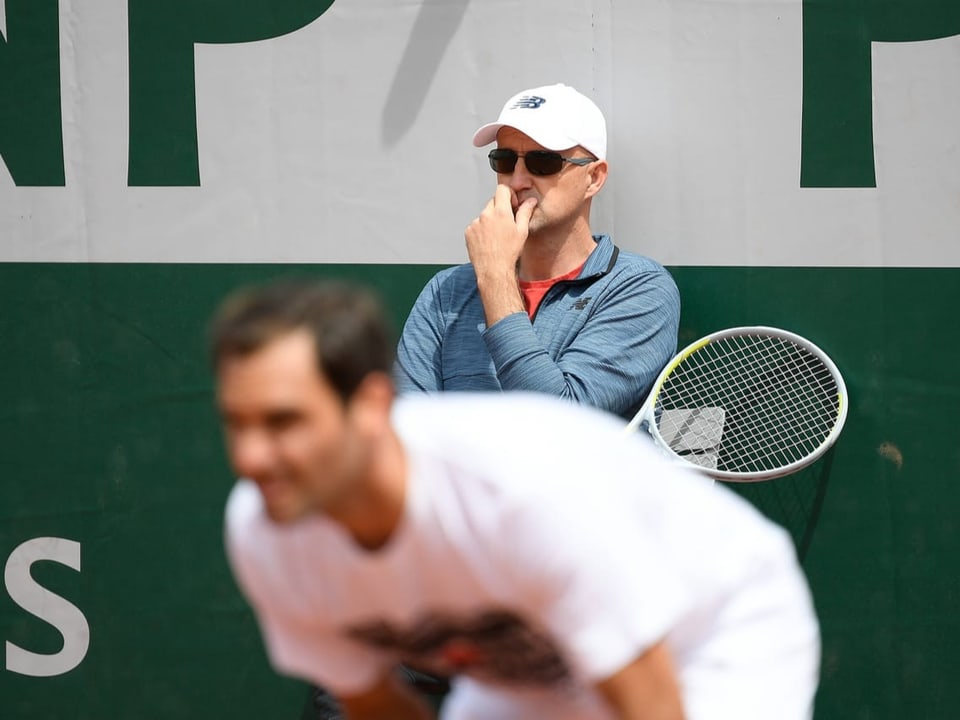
[208,278,395,402]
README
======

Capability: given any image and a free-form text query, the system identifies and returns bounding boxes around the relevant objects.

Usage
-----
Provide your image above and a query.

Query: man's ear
[348,371,395,435]
[585,160,609,199]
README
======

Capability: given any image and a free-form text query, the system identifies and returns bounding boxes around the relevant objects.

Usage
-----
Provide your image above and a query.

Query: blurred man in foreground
[213,278,819,720]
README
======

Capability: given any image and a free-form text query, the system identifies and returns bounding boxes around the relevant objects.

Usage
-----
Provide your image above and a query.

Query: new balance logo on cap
[511,95,546,110]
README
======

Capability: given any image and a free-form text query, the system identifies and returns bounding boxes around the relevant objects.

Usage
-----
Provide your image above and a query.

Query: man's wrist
[475,270,524,325]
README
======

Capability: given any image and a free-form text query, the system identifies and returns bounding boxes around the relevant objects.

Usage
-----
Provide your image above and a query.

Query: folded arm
[483,269,680,417]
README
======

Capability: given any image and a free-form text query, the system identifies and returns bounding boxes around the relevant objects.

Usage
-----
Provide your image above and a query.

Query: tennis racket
[625,326,848,482]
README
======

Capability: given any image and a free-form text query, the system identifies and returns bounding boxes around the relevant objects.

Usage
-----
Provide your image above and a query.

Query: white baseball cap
[472,83,607,160]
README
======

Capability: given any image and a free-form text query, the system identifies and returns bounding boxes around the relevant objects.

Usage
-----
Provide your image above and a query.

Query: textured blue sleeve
[393,275,445,393]
[482,266,680,418]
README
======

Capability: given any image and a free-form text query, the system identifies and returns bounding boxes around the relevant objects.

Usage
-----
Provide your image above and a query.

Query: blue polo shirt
[394,235,680,420]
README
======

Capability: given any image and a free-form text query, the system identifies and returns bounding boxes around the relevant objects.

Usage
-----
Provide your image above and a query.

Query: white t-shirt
[225,393,819,720]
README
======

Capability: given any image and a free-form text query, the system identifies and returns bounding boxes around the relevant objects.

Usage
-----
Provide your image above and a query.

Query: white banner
[1,0,958,266]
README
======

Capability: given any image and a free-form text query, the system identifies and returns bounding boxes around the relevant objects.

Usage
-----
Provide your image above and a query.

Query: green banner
[1,264,958,718]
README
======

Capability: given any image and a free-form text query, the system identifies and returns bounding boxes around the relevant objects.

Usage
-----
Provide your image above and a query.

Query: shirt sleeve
[482,265,681,418]
[496,485,695,684]
[394,274,445,393]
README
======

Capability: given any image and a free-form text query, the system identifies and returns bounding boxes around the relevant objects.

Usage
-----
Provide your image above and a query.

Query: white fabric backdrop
[1,0,958,265]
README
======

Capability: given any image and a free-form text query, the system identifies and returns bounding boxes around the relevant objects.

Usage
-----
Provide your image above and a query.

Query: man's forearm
[340,673,436,720]
[343,695,434,720]
[595,643,685,720]
[476,271,525,327]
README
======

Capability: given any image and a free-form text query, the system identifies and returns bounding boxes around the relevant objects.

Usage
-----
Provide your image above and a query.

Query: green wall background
[0,263,956,718]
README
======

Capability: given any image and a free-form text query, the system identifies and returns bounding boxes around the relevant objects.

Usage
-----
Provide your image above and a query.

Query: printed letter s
[5,537,90,677]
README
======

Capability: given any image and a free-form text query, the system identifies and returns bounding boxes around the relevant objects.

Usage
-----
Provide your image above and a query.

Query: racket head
[641,326,848,482]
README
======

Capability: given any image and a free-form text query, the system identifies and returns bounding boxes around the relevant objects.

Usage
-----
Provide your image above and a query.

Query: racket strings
[675,340,837,471]
[654,334,841,474]
[692,340,837,471]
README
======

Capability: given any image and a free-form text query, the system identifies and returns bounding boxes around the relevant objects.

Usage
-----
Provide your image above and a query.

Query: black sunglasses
[487,148,595,176]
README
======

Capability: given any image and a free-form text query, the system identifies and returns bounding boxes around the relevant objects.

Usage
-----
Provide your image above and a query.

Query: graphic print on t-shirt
[346,608,572,686]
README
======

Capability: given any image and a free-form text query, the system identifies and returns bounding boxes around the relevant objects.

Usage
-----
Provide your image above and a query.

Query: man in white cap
[395,83,680,421]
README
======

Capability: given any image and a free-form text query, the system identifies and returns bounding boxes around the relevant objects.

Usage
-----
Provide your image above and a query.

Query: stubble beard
[525,205,548,238]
